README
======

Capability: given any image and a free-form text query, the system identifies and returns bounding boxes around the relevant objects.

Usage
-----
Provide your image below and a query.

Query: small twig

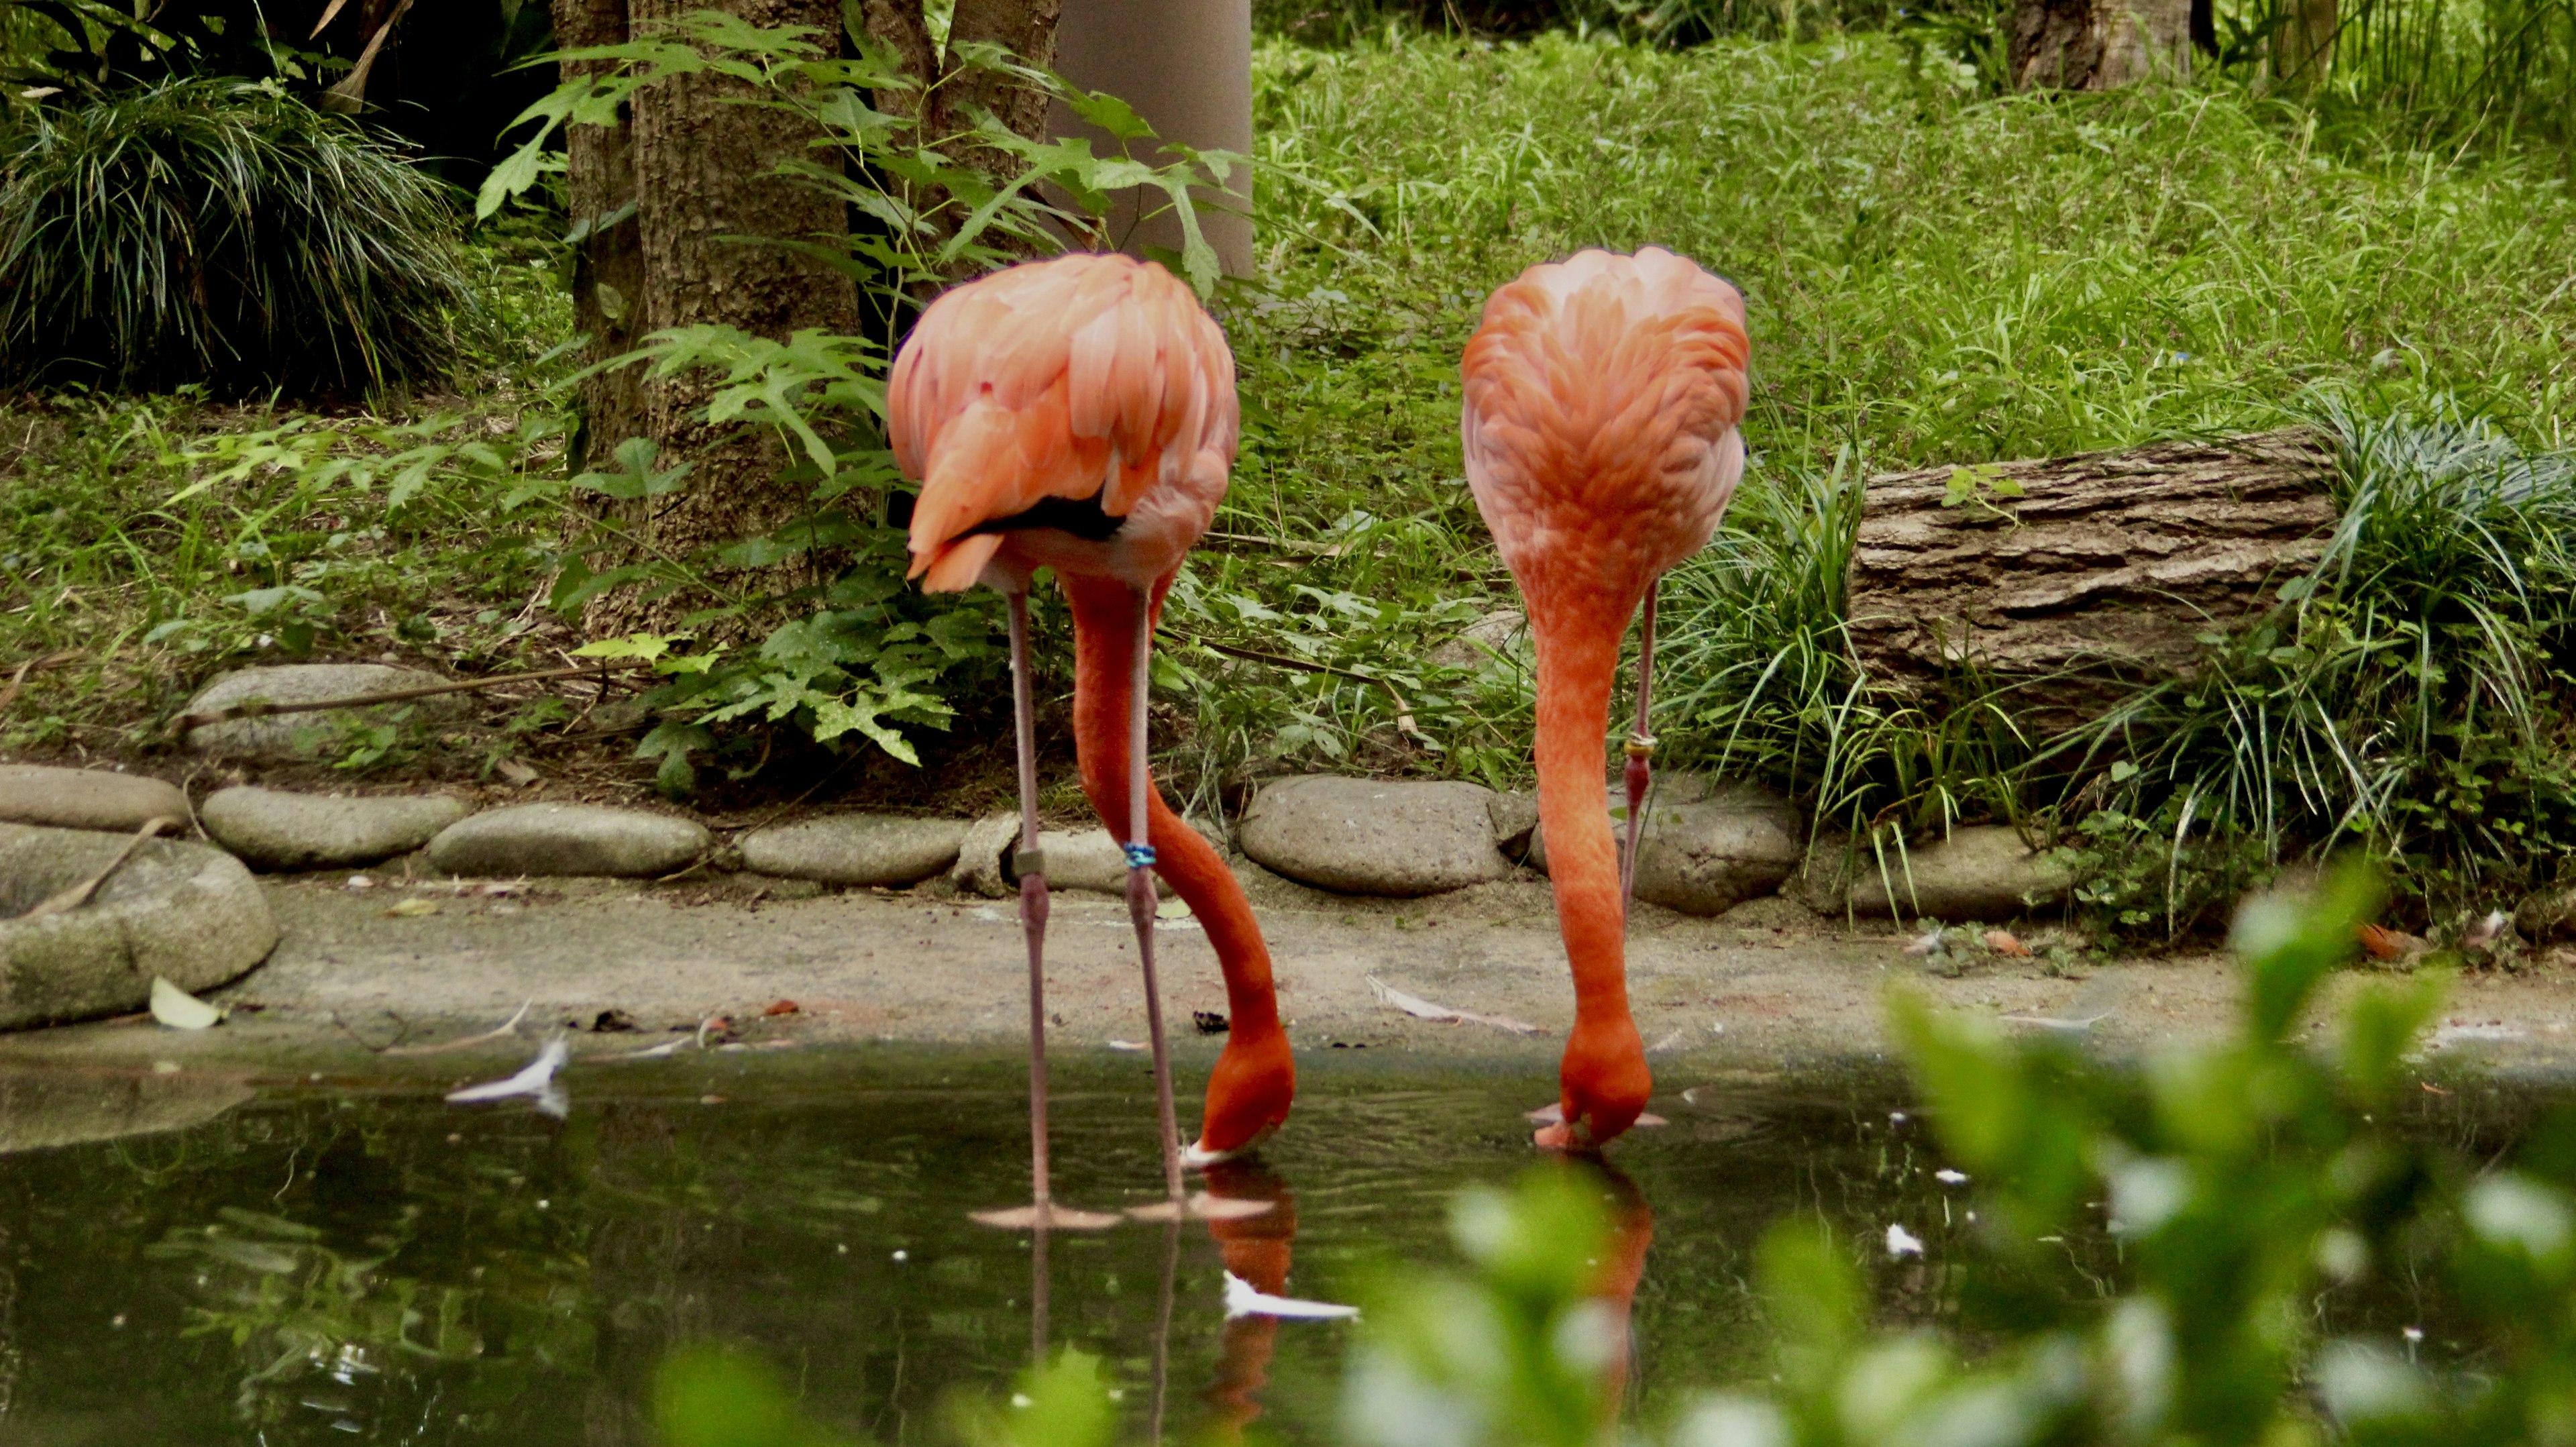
[1169,634,1432,743]
[17,816,177,920]
[168,659,657,736]
[378,998,536,1057]
[0,649,80,718]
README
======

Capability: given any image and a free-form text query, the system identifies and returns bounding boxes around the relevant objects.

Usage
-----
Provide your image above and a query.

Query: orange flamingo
[1461,247,1751,1149]
[892,252,1295,1225]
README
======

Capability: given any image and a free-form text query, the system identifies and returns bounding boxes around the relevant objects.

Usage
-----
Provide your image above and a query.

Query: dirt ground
[8,859,2576,1095]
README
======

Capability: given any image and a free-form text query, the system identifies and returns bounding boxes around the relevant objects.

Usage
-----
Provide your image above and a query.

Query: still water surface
[0,1050,2534,1444]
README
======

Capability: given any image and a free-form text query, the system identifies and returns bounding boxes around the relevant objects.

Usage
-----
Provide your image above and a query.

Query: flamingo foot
[1525,1102,1668,1149]
[1183,1121,1280,1171]
[1125,1193,1277,1223]
[969,1202,1122,1231]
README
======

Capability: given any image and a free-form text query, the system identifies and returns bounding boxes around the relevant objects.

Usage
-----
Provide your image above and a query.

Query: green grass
[0,79,480,396]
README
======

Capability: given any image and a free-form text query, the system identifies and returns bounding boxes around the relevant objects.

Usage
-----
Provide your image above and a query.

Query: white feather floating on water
[1222,1272,1358,1321]
[446,1036,570,1119]
[1885,1223,1925,1259]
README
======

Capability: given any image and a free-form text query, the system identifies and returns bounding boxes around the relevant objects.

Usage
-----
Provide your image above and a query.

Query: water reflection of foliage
[149,1201,593,1440]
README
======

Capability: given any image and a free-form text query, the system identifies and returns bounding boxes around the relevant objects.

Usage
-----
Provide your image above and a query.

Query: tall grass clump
[0,79,471,397]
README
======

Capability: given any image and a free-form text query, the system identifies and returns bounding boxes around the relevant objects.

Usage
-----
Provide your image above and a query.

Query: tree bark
[554,0,649,479]
[583,0,865,640]
[1843,429,2339,736]
[1048,0,1254,278]
[2273,0,2337,89]
[2010,0,2194,88]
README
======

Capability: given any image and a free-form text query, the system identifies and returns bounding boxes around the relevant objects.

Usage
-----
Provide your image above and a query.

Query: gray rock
[201,787,469,871]
[739,814,965,887]
[1488,790,1540,862]
[0,823,278,1030]
[0,765,191,832]
[1810,825,2074,921]
[182,663,463,761]
[1529,782,1803,916]
[1239,775,1511,897]
[1431,608,1527,669]
[947,815,1176,898]
[2519,883,2576,941]
[427,803,708,878]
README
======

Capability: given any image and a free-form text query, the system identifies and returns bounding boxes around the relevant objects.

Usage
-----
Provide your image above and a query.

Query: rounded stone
[427,803,709,878]
[182,663,463,761]
[1239,775,1511,898]
[1810,825,2075,922]
[739,814,966,886]
[1530,782,1803,916]
[0,765,191,833]
[201,787,470,871]
[0,823,278,1030]
[947,817,1175,898]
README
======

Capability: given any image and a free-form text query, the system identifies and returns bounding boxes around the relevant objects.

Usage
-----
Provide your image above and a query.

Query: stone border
[0,762,2106,926]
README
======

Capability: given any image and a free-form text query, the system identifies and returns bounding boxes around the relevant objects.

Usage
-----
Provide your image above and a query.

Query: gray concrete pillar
[1047,0,1254,279]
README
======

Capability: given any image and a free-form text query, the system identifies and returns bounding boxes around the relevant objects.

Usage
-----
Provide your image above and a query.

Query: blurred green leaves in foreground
[658,862,2576,1446]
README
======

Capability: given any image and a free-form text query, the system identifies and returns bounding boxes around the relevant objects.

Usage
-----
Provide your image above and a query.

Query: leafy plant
[0,78,472,396]
[465,9,1244,790]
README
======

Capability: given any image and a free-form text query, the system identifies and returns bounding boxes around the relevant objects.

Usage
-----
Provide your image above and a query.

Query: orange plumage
[1462,246,1751,1148]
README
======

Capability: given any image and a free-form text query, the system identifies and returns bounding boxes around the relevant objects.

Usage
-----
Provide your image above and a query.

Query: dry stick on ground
[15,816,178,920]
[165,659,659,737]
[378,998,537,1057]
[0,649,81,718]
[1169,632,1433,743]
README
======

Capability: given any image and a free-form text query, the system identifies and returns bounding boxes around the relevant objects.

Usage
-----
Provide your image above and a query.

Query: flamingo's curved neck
[1531,598,1635,1026]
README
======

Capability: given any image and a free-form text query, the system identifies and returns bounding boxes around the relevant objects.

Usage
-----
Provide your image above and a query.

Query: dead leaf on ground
[1984,930,2033,958]
[762,1000,800,1017]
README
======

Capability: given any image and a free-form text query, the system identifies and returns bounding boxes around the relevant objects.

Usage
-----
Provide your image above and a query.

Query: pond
[0,1049,2538,1445]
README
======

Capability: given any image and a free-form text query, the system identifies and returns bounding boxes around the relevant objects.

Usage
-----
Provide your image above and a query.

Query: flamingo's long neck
[1532,598,1634,1029]
[1062,575,1285,1039]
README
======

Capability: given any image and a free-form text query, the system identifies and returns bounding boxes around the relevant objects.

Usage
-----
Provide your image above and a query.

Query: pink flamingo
[1461,247,1752,1149]
[893,252,1294,1224]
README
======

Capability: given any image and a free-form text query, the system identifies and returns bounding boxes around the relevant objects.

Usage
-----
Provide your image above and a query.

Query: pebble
[1529,781,1803,916]
[738,814,965,886]
[182,663,462,760]
[427,803,709,878]
[0,765,191,833]
[1812,824,2074,922]
[0,822,277,1030]
[201,786,468,871]
[1239,775,1511,897]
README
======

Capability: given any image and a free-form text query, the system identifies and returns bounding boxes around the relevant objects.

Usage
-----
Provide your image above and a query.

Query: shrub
[0,78,471,397]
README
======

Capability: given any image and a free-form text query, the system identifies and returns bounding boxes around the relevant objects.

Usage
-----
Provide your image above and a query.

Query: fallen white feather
[1223,1272,1358,1321]
[1885,1224,1925,1259]
[1366,977,1540,1035]
[150,977,225,1030]
[1998,1012,2109,1031]
[1935,1169,1969,1185]
[1106,1040,1148,1053]
[446,1036,570,1118]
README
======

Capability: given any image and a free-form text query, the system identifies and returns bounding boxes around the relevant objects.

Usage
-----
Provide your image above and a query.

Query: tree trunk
[582,0,865,640]
[554,0,649,479]
[2010,0,2194,88]
[1048,0,1254,278]
[2273,0,2337,89]
[1843,429,2339,737]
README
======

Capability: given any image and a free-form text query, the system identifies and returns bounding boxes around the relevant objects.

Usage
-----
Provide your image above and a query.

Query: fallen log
[1845,427,2339,735]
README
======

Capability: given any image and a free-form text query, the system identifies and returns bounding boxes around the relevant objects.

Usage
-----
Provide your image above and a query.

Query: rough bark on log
[2010,0,2194,88]
[1845,428,2338,735]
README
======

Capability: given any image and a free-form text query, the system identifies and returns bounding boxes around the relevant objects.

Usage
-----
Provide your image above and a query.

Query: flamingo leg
[1619,582,1658,910]
[1126,584,1189,1210]
[973,591,1116,1232]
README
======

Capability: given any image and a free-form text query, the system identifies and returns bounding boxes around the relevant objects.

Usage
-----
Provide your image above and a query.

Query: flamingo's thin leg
[1126,584,1187,1208]
[972,592,1114,1232]
[1619,581,1658,912]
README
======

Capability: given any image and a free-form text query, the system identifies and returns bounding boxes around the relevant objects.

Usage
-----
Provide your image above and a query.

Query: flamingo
[1460,246,1752,1150]
[892,252,1295,1226]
